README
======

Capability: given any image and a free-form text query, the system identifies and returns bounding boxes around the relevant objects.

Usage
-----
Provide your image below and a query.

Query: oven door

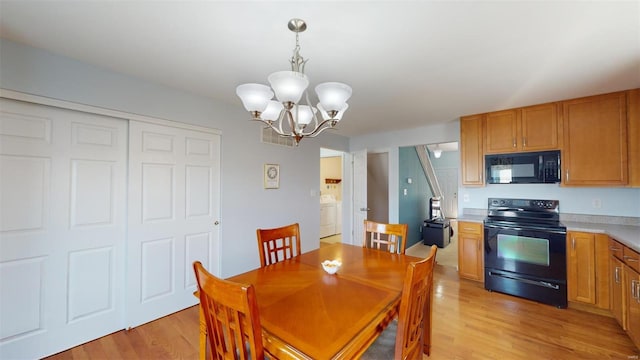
[484,223,566,281]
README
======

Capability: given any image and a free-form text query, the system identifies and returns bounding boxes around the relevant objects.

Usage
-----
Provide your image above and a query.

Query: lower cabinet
[624,265,640,347]
[566,231,610,310]
[567,231,596,304]
[609,238,640,349]
[610,254,626,329]
[458,221,484,282]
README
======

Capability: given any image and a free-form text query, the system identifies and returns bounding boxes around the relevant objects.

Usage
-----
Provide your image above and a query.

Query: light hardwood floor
[46,264,638,359]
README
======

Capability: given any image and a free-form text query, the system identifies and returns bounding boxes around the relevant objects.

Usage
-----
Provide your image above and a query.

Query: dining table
[212,242,424,360]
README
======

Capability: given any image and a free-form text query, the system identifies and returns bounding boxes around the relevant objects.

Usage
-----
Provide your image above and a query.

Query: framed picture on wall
[264,164,280,189]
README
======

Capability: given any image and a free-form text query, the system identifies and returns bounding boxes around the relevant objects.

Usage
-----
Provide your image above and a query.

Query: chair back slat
[256,223,301,267]
[395,245,437,359]
[193,261,264,360]
[363,220,408,254]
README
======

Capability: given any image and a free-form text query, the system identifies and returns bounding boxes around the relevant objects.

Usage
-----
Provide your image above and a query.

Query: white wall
[0,39,350,277]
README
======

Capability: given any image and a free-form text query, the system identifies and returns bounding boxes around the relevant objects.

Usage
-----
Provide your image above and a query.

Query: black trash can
[422,218,451,248]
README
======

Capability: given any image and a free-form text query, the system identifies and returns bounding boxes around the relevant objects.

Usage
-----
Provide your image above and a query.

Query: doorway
[367,152,389,224]
[402,142,459,268]
[320,148,344,245]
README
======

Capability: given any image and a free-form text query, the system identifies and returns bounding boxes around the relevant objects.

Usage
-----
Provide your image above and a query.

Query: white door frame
[351,149,367,246]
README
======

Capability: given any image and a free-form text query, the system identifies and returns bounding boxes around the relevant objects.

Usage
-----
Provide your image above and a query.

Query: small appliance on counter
[422,197,451,248]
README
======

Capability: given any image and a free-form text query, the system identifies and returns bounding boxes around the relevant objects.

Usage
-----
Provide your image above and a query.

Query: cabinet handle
[637,282,640,303]
[609,246,621,251]
[513,138,517,148]
[632,280,638,299]
[571,238,575,250]
[624,256,639,262]
[523,137,527,147]
[614,267,620,284]
[566,170,569,182]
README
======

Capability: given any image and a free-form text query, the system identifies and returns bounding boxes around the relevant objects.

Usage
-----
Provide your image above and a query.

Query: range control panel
[488,198,559,212]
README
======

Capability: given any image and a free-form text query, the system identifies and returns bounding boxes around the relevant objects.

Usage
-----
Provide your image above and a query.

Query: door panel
[127,120,220,328]
[0,98,127,359]
[435,168,458,218]
[352,150,367,246]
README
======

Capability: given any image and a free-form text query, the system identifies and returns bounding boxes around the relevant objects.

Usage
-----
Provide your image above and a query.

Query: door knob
[214,221,220,225]
[360,208,371,211]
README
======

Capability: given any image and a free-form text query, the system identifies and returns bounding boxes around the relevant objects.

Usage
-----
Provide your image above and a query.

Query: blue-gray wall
[398,147,432,248]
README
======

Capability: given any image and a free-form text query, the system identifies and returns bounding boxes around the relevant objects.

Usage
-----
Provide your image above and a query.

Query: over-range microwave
[485,150,561,184]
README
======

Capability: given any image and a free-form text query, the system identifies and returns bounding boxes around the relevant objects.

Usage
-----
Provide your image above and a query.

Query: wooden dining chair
[193,261,265,360]
[361,245,438,360]
[256,223,301,267]
[363,220,409,254]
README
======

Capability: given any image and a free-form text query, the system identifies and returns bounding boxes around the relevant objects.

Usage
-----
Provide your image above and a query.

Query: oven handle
[484,223,567,234]
[488,271,561,290]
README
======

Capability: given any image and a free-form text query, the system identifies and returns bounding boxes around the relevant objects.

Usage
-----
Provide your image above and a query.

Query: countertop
[456,214,486,223]
[564,221,640,253]
[456,213,640,253]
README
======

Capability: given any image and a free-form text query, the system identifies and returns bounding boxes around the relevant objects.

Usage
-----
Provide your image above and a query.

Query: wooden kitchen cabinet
[610,253,626,329]
[460,115,484,186]
[624,264,640,348]
[520,103,561,151]
[562,91,628,186]
[566,231,610,309]
[628,88,640,187]
[567,231,596,304]
[484,110,518,153]
[484,103,560,154]
[609,238,640,348]
[458,221,484,282]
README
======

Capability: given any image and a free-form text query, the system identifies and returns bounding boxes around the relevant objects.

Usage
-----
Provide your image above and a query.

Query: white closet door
[0,99,127,359]
[435,168,459,219]
[127,120,220,328]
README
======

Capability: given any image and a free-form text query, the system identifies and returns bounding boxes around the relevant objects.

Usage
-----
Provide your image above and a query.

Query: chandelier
[236,18,352,146]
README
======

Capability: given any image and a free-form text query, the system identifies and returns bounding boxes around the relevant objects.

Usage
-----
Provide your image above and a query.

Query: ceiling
[1,1,638,138]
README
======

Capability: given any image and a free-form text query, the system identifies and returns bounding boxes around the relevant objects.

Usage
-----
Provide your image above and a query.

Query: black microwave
[485,150,561,184]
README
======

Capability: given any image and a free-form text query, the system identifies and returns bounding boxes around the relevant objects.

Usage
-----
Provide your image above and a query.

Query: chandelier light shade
[235,83,273,114]
[261,101,285,121]
[268,71,309,104]
[236,18,352,145]
[315,82,351,114]
[291,105,317,126]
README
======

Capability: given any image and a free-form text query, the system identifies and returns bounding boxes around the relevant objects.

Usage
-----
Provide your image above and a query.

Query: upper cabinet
[484,110,518,153]
[460,88,639,187]
[628,89,640,187]
[484,103,560,154]
[520,103,561,151]
[562,91,628,186]
[460,114,484,186]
